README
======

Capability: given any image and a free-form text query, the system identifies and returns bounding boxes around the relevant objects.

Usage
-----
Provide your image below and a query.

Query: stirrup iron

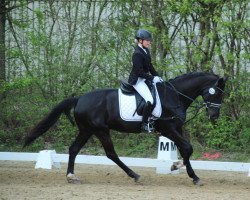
[142,122,155,133]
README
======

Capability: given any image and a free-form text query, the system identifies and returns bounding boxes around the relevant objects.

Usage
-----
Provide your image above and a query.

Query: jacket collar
[136,45,150,57]
[138,43,147,54]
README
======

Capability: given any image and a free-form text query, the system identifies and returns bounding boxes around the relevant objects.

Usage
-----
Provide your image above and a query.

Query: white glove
[159,77,164,82]
[153,76,163,84]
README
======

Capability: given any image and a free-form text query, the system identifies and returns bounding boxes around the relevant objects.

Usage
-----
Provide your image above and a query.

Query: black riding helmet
[135,29,152,41]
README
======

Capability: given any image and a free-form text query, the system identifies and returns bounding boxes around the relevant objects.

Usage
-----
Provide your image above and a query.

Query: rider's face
[139,39,151,48]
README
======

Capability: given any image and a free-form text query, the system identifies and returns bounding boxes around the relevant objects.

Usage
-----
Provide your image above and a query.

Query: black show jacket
[128,46,159,85]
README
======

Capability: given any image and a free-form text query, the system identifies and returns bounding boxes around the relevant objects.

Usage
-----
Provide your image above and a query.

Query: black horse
[24,72,227,185]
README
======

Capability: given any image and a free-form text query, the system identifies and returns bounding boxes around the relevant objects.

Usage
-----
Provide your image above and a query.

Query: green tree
[0,0,6,107]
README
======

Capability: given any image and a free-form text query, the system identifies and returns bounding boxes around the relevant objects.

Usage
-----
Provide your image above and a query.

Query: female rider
[128,29,162,133]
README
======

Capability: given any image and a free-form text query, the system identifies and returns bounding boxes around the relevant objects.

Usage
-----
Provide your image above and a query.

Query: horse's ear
[216,77,227,87]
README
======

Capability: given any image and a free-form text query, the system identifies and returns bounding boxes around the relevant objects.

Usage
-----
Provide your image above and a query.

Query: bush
[186,114,250,152]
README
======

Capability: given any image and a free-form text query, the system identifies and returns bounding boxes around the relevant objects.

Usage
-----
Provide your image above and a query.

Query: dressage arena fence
[0,137,249,177]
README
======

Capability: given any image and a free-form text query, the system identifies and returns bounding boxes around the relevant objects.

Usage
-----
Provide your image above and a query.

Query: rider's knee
[146,101,153,106]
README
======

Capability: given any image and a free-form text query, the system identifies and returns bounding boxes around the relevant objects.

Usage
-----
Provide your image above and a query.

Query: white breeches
[133,78,153,104]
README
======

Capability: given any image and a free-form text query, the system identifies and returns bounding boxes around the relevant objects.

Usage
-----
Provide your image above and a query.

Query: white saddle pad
[118,86,162,122]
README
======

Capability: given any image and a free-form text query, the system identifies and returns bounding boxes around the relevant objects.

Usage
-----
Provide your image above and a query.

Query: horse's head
[201,77,228,120]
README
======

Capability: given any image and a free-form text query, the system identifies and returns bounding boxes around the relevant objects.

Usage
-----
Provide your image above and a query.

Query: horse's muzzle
[207,108,220,121]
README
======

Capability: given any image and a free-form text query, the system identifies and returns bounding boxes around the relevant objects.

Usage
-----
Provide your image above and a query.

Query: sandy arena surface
[0,161,249,200]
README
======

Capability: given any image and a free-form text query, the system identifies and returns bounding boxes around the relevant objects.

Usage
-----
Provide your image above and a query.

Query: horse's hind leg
[95,130,140,182]
[66,130,92,183]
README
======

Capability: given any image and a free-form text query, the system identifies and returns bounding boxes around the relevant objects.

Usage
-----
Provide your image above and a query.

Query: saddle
[120,80,156,116]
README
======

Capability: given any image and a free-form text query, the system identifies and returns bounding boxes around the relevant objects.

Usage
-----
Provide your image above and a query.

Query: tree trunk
[0,0,6,102]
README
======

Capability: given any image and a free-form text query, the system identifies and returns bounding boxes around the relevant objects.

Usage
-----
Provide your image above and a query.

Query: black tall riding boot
[141,101,154,133]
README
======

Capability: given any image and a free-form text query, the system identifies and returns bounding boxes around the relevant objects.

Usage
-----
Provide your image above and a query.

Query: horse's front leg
[184,159,202,185]
[162,131,202,186]
[180,144,203,186]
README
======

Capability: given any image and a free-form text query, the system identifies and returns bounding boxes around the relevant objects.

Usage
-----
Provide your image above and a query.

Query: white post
[35,150,61,169]
[156,136,179,174]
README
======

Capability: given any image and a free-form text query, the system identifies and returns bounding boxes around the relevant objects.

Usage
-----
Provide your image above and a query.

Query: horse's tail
[23,97,78,148]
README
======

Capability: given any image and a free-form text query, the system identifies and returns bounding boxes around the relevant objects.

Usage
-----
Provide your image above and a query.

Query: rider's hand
[159,77,164,82]
[153,76,163,84]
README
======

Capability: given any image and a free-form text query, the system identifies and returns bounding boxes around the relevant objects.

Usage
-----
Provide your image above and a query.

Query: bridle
[201,86,224,109]
[168,82,224,107]
[166,81,224,123]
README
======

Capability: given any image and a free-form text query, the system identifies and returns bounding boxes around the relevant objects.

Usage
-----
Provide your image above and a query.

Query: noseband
[203,101,221,109]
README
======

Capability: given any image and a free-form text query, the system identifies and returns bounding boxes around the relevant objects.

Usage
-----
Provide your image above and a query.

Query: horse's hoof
[128,171,140,182]
[193,179,204,186]
[67,173,81,184]
[134,174,140,182]
[171,164,178,171]
[171,161,184,171]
